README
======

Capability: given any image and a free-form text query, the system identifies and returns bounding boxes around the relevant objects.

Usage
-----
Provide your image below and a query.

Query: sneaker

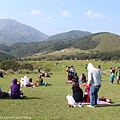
[73,105,77,107]
[87,105,94,108]
[77,104,83,107]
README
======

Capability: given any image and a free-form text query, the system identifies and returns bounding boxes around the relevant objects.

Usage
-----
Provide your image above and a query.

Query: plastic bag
[66,94,76,105]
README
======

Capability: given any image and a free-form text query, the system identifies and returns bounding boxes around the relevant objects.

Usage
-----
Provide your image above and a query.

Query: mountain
[25,32,120,59]
[0,51,15,59]
[72,32,120,52]
[46,30,91,41]
[0,31,120,60]
[0,19,49,44]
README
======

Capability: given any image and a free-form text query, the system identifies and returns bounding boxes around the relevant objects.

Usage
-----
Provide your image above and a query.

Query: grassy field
[0,60,120,120]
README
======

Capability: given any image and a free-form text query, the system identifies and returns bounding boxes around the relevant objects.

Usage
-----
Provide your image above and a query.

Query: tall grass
[0,60,120,120]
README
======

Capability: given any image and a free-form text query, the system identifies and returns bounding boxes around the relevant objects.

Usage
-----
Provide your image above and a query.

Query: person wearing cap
[86,63,102,108]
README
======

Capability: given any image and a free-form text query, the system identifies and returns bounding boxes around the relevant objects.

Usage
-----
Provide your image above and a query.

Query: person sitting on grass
[10,78,23,99]
[0,87,9,98]
[73,73,79,83]
[72,83,83,103]
[79,73,86,84]
[21,75,33,87]
[37,75,51,87]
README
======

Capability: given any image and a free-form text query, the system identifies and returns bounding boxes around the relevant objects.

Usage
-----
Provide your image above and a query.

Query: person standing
[116,67,120,84]
[98,65,102,74]
[86,63,102,108]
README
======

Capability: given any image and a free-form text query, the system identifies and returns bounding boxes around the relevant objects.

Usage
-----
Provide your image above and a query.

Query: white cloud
[61,10,71,17]
[29,9,42,15]
[85,10,104,18]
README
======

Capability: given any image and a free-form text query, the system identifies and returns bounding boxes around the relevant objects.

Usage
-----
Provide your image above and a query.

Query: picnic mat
[77,99,111,105]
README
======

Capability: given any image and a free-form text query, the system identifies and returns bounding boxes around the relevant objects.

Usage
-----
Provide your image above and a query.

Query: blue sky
[0,0,120,36]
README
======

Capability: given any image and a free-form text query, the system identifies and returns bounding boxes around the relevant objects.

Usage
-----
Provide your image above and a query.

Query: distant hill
[72,32,120,52]
[26,32,120,59]
[0,19,49,44]
[0,51,15,59]
[0,31,120,60]
[92,33,120,52]
[46,30,91,41]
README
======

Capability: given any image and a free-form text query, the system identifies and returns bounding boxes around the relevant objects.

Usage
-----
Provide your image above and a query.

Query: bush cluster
[0,60,34,71]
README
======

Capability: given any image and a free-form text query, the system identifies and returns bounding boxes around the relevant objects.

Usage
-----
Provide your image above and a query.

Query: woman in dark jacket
[10,78,20,99]
[73,73,79,83]
[72,83,83,102]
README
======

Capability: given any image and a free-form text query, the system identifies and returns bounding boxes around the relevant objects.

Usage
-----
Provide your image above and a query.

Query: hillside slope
[92,33,120,52]
[0,32,120,59]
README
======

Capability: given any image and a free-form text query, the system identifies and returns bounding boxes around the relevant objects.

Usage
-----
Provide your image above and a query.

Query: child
[83,81,91,103]
[33,81,39,87]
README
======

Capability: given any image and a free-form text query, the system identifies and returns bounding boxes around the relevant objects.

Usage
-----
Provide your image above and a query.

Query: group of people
[20,74,51,88]
[66,66,86,84]
[110,66,120,84]
[0,73,51,99]
[1,63,102,108]
[0,78,23,99]
[38,68,51,77]
[68,63,102,108]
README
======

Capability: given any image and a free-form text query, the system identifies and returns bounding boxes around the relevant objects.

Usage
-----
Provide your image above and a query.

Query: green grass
[0,60,120,120]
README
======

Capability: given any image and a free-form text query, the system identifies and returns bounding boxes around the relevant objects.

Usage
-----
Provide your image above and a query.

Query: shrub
[19,63,34,71]
[0,60,20,71]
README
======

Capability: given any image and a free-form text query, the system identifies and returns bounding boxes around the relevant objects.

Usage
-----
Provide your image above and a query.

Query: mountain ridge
[0,18,49,44]
[0,19,120,60]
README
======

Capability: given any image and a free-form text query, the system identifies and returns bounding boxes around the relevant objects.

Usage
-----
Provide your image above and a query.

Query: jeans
[90,85,101,106]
